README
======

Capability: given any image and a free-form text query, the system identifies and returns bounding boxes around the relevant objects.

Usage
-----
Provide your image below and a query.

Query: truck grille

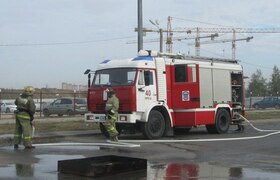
[95,103,123,111]
[96,103,105,111]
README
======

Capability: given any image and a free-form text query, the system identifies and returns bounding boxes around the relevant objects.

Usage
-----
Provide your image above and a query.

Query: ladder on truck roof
[157,52,239,64]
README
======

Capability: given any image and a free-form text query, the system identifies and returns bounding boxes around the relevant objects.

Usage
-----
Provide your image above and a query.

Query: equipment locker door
[171,64,200,109]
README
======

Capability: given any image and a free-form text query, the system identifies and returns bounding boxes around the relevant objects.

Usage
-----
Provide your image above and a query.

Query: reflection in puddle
[0,154,280,179]
[148,162,280,179]
[0,154,84,179]
[15,163,34,177]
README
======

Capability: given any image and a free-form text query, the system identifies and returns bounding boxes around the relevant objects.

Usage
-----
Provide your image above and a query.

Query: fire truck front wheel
[142,110,166,139]
[206,109,230,134]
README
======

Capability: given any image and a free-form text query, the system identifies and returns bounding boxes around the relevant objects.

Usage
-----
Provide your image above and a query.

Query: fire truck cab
[85,50,244,139]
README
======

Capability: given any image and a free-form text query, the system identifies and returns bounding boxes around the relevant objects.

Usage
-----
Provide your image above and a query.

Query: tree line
[247,65,280,97]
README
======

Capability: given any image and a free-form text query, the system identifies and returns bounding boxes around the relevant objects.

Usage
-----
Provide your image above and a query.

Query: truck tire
[206,109,230,134]
[254,104,259,109]
[67,110,74,116]
[142,110,166,139]
[43,109,50,117]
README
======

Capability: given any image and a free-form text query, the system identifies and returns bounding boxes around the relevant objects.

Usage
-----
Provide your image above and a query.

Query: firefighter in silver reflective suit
[104,88,119,142]
[14,86,36,149]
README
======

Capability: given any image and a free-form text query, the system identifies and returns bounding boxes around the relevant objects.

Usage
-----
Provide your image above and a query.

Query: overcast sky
[0,0,279,89]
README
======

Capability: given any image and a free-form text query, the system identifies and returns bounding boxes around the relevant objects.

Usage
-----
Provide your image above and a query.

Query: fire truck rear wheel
[206,109,230,134]
[142,110,166,139]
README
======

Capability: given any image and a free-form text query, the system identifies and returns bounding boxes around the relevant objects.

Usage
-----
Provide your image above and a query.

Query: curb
[0,130,100,147]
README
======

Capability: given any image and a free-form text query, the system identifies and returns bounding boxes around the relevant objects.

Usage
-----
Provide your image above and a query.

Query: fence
[0,89,274,119]
[0,90,87,119]
[245,96,263,109]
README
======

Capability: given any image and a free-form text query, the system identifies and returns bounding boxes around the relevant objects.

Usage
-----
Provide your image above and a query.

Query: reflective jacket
[105,94,119,119]
[15,92,36,120]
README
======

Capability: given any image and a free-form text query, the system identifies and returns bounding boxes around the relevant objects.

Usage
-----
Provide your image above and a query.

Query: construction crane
[133,29,217,53]
[188,34,253,60]
[135,16,280,57]
[127,33,218,53]
[168,24,280,58]
[166,16,173,53]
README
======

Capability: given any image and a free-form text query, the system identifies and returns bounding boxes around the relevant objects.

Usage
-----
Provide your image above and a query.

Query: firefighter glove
[30,115,34,121]
[109,109,115,115]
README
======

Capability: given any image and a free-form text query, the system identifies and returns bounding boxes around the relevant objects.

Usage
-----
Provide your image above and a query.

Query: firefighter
[14,86,36,149]
[104,88,119,142]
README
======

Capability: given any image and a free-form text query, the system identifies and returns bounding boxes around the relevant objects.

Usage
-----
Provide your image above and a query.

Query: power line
[180,44,276,71]
[0,36,136,47]
[200,48,275,70]
[200,48,230,59]
[171,16,235,28]
[241,61,274,70]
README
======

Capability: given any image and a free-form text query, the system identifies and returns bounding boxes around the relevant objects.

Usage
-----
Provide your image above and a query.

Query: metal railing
[0,90,87,119]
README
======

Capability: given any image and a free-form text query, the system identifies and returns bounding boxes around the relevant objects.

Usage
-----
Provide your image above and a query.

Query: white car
[0,102,17,113]
[35,102,47,112]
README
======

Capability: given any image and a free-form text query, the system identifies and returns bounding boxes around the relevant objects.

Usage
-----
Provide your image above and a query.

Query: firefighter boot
[25,145,36,149]
[235,124,244,132]
[110,136,118,142]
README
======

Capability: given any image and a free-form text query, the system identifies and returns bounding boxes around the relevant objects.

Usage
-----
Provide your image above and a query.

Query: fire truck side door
[136,70,157,112]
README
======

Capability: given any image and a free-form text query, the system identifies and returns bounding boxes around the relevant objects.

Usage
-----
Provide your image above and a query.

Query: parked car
[0,102,17,113]
[35,102,47,112]
[42,97,88,116]
[252,97,280,109]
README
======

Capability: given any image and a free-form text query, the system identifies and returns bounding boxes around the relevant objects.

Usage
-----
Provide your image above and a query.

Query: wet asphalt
[0,117,280,179]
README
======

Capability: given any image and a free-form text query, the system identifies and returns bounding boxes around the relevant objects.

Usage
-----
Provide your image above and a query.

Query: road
[0,119,279,179]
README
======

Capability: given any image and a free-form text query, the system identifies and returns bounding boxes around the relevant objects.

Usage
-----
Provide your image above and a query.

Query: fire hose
[33,115,279,147]
[120,114,280,143]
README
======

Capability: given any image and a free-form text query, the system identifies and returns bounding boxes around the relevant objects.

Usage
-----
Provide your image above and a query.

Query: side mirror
[84,69,91,74]
[88,74,91,87]
[144,71,150,86]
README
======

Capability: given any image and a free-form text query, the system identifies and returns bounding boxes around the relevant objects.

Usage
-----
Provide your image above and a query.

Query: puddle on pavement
[0,134,12,138]
[0,154,84,179]
[0,154,279,179]
[148,162,280,179]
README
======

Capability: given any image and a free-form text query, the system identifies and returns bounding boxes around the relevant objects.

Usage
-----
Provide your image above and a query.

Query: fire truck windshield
[92,68,137,86]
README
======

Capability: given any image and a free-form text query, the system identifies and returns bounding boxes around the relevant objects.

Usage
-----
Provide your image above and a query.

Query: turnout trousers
[14,118,32,147]
[104,114,118,137]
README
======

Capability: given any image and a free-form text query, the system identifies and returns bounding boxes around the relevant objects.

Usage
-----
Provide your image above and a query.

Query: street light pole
[159,28,163,52]
[137,0,143,52]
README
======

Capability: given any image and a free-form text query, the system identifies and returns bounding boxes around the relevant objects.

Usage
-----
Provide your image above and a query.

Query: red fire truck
[85,50,244,139]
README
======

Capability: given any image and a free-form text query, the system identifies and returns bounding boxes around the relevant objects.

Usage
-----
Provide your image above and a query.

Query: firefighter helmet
[24,86,35,95]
